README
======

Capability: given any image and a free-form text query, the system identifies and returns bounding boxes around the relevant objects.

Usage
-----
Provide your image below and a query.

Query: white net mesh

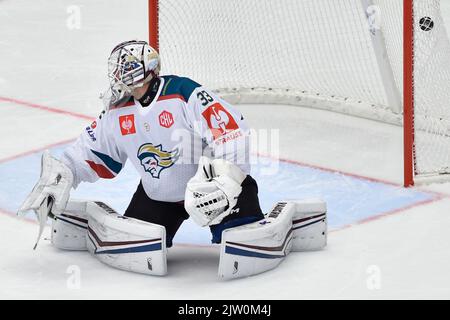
[413,0,450,175]
[159,0,399,117]
[157,0,450,178]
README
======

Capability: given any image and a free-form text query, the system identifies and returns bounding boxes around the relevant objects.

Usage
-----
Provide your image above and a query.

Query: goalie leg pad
[51,200,89,251]
[218,202,295,280]
[86,201,167,276]
[291,200,327,252]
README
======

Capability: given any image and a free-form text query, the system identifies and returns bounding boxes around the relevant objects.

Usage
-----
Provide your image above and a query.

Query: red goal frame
[148,0,159,51]
[403,0,415,187]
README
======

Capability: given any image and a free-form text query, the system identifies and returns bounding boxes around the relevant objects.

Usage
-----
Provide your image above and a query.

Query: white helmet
[107,40,160,102]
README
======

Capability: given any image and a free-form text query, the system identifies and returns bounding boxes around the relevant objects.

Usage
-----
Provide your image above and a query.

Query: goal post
[404,0,415,187]
[148,0,159,51]
[148,0,450,187]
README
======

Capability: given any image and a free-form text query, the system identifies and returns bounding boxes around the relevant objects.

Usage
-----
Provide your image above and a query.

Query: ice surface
[1,0,450,299]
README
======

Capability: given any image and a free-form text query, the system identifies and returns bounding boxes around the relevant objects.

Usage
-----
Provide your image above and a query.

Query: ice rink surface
[1,0,450,299]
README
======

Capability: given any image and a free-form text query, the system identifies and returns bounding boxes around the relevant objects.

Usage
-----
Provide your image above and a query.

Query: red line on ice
[0,138,77,164]
[330,196,444,233]
[256,152,448,199]
[0,96,94,121]
[256,152,400,187]
[0,207,38,225]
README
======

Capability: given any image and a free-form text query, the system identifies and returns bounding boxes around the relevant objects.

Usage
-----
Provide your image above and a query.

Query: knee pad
[218,200,327,280]
[291,200,327,252]
[51,200,89,250]
[218,201,294,280]
[86,201,167,276]
[52,200,168,276]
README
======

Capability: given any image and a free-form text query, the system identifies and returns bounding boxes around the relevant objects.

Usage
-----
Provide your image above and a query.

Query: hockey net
[151,0,450,185]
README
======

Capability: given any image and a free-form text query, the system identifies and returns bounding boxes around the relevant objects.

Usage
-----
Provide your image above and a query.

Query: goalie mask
[106,40,161,105]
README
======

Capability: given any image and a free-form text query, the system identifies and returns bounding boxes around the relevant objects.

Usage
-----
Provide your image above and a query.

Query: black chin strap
[138,77,161,107]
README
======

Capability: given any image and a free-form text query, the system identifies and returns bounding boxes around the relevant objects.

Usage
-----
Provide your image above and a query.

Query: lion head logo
[137,143,179,179]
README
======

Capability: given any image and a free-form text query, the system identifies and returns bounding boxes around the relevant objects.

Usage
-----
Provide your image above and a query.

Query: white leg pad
[51,200,89,251]
[218,202,295,280]
[86,201,167,276]
[291,199,327,252]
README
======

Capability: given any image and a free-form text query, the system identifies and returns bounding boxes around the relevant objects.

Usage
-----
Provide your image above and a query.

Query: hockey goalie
[17,40,327,279]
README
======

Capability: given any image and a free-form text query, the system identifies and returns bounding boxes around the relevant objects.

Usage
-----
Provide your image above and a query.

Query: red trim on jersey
[86,160,115,179]
[157,94,186,102]
[110,100,135,110]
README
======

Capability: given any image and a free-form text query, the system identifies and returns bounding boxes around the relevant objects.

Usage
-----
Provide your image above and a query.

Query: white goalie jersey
[61,75,251,202]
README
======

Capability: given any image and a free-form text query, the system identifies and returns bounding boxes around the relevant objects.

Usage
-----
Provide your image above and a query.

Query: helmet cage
[107,41,150,97]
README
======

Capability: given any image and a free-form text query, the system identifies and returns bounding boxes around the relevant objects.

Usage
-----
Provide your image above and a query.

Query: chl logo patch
[159,110,174,128]
[119,114,136,135]
[137,143,179,178]
[202,103,239,140]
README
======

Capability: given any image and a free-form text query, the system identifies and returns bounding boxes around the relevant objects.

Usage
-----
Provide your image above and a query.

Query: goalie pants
[124,175,264,246]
